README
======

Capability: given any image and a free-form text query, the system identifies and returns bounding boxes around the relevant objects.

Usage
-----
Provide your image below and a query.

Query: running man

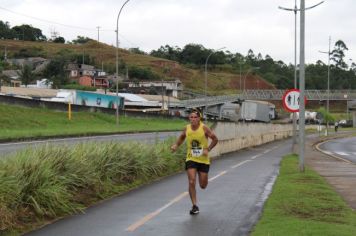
[171,109,218,215]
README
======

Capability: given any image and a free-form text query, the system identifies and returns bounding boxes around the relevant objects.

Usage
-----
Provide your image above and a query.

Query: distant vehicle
[239,100,273,123]
[338,119,353,127]
[290,111,321,124]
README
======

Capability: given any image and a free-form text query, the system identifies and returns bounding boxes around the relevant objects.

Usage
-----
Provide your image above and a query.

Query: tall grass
[0,138,185,234]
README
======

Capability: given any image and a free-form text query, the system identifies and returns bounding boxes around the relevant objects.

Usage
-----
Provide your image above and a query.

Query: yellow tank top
[186,123,209,164]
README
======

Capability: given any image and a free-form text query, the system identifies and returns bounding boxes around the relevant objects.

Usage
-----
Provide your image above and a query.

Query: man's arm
[171,127,187,152]
[203,126,218,154]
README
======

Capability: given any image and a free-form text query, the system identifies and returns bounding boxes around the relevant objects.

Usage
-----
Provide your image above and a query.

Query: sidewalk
[301,133,356,209]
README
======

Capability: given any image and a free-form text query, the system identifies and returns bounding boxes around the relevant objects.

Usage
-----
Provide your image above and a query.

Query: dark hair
[190,108,201,118]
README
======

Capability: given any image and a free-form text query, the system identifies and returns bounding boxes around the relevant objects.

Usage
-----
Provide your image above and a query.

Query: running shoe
[190,205,199,215]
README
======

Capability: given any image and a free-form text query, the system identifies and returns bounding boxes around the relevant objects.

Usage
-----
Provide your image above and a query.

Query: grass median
[252,154,356,236]
[0,103,186,141]
[0,139,186,235]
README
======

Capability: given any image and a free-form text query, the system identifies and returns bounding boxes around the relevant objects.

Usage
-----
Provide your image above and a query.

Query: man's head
[189,108,201,126]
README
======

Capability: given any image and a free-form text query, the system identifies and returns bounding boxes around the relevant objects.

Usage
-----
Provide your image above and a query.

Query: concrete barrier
[210,122,293,157]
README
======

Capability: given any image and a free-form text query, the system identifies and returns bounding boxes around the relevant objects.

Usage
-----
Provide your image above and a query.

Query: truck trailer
[239,100,272,123]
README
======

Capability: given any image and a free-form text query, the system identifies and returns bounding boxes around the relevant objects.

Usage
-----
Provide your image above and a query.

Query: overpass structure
[174,89,356,109]
[241,89,356,101]
[169,90,356,122]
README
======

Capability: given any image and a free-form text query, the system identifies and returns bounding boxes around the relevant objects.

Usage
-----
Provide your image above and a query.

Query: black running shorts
[185,160,210,173]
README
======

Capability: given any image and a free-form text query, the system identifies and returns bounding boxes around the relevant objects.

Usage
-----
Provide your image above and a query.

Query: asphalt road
[0,131,180,157]
[26,138,293,236]
[318,136,356,163]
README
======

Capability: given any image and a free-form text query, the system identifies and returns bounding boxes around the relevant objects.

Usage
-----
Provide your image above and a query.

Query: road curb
[313,135,355,165]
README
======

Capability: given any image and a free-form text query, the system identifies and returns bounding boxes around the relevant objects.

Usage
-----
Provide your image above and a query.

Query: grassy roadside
[252,155,356,235]
[0,139,186,235]
[0,103,186,141]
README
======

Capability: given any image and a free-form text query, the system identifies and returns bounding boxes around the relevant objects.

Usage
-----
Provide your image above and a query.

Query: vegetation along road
[0,131,180,156]
[25,139,291,236]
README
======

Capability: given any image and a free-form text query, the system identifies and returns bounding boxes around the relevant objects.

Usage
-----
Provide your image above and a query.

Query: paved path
[303,133,356,209]
[26,139,292,236]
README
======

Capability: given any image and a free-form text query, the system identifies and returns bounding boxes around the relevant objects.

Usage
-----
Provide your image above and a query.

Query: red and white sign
[282,89,306,112]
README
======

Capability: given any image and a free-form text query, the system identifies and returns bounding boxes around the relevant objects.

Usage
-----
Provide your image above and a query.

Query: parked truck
[239,100,274,123]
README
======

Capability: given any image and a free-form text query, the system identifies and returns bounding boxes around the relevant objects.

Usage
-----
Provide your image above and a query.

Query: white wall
[210,122,293,158]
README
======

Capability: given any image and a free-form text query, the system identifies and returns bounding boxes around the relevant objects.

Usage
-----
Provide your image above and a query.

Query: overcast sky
[1,0,355,65]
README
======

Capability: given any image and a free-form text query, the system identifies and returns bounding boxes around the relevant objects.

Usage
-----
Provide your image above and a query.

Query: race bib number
[191,148,203,157]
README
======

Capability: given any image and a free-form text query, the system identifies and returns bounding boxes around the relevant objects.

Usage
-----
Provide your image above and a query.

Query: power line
[0,5,141,49]
[0,6,113,32]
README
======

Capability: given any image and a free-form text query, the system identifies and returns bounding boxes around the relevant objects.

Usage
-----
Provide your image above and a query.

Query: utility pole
[319,36,331,136]
[279,0,324,172]
[116,0,132,125]
[4,46,7,61]
[82,49,85,64]
[279,0,324,146]
[299,0,306,172]
[161,79,165,110]
[239,62,242,93]
[97,26,101,43]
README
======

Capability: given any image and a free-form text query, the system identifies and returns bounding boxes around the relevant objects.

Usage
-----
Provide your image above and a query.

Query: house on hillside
[127,79,183,98]
[78,75,109,89]
[66,63,107,78]
[66,63,108,89]
[1,70,21,87]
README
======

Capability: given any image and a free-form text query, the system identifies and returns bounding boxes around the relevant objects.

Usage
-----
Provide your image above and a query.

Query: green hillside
[0,39,275,95]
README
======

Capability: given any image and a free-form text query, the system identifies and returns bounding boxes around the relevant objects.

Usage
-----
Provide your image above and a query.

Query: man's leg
[198,171,208,189]
[187,168,197,205]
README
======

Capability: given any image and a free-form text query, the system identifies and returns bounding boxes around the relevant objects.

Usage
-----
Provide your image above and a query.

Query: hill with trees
[1,19,356,95]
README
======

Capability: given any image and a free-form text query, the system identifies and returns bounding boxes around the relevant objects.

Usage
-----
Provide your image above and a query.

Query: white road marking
[231,160,252,169]
[209,170,227,182]
[126,191,188,232]
[251,154,261,160]
[335,152,349,156]
[126,144,277,232]
[263,149,271,154]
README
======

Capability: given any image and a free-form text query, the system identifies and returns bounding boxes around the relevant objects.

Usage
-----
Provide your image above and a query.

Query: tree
[150,45,181,61]
[0,20,16,39]
[317,107,335,124]
[53,36,65,43]
[129,47,146,55]
[331,40,348,69]
[71,36,92,44]
[43,58,68,88]
[180,44,207,65]
[12,24,47,41]
[18,64,35,87]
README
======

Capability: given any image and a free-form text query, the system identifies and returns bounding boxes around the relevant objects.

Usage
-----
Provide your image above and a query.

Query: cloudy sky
[1,0,355,65]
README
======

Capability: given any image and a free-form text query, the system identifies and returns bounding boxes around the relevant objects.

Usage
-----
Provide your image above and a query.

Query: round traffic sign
[282,89,306,112]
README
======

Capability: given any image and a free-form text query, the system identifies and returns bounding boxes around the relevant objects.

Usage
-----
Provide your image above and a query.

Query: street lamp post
[319,36,331,136]
[116,0,131,125]
[299,0,306,172]
[279,0,324,146]
[279,0,324,172]
[204,47,225,120]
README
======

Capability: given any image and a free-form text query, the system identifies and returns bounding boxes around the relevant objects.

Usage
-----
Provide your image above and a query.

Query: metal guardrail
[241,89,356,100]
[170,90,356,109]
